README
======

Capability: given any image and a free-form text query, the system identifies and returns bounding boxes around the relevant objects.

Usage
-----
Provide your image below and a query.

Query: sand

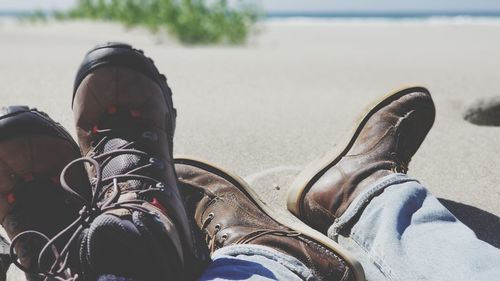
[1,19,499,279]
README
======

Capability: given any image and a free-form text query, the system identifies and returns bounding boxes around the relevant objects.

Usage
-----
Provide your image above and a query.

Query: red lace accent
[92,125,99,134]
[151,197,168,214]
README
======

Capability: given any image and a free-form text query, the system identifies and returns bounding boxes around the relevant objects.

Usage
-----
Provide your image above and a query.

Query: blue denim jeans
[98,245,317,281]
[331,173,500,281]
[100,174,500,281]
[197,173,500,281]
[198,244,317,281]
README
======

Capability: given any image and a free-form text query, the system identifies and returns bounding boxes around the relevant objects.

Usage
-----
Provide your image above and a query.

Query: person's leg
[96,244,317,281]
[287,86,500,280]
[333,174,500,281]
[198,245,316,281]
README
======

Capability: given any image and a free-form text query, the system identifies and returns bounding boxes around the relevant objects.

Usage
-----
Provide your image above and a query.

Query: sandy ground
[1,19,500,279]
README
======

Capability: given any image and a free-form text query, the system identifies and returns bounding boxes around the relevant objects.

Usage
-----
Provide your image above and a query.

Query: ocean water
[266,11,500,19]
[2,10,500,25]
[0,10,31,17]
[264,11,500,25]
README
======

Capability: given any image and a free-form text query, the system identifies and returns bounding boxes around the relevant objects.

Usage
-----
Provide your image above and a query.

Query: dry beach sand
[1,19,499,279]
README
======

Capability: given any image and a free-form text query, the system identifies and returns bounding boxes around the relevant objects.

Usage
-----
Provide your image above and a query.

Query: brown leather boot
[71,43,207,280]
[0,106,89,280]
[287,86,435,233]
[175,157,366,281]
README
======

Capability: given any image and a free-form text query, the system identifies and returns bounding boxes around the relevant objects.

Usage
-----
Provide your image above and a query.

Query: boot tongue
[94,111,155,190]
[100,138,147,192]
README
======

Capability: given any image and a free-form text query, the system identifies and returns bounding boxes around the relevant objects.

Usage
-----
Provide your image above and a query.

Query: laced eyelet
[155,182,165,191]
[92,125,99,134]
[201,212,215,230]
[214,224,221,231]
[149,158,165,170]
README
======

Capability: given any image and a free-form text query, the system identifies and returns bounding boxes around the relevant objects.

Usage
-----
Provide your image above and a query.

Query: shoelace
[392,157,410,173]
[234,230,302,244]
[394,162,409,173]
[10,131,166,281]
[201,211,301,252]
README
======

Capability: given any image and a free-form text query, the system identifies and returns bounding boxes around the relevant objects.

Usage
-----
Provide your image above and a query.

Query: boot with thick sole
[175,156,366,281]
[287,86,435,233]
[0,106,89,280]
[70,43,208,280]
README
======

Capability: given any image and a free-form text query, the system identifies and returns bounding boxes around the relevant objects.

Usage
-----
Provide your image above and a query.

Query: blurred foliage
[53,0,260,44]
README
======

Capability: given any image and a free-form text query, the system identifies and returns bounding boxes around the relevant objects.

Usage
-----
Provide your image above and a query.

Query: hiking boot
[0,106,89,280]
[71,43,207,280]
[287,86,435,233]
[175,157,366,281]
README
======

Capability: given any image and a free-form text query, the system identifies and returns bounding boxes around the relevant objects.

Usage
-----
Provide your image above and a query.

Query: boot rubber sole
[286,86,431,220]
[174,156,366,281]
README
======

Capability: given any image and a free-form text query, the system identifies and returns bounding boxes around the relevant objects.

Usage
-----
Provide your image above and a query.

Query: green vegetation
[55,0,260,44]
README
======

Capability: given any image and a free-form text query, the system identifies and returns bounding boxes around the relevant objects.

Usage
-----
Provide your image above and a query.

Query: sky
[2,0,500,12]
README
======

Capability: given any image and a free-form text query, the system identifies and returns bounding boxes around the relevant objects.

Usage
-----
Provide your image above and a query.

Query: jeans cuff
[212,244,316,280]
[327,173,418,238]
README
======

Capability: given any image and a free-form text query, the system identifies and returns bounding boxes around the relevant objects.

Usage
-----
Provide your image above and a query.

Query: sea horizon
[264,10,500,24]
[2,9,500,24]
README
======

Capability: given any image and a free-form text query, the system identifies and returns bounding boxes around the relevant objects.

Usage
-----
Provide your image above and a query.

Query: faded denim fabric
[198,244,317,281]
[331,173,500,281]
[98,174,500,281]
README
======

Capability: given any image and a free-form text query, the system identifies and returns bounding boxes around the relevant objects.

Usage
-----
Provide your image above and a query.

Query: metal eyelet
[221,233,229,241]
[149,158,165,170]
[214,224,221,231]
[156,182,165,190]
